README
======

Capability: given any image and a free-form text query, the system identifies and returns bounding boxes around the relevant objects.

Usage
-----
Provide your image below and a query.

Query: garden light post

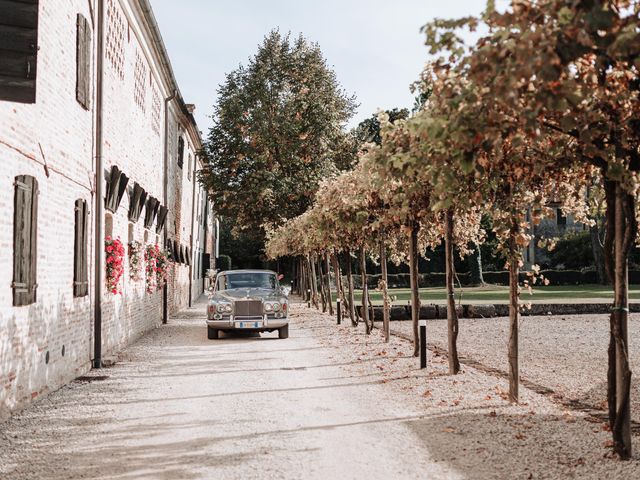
[419,319,427,369]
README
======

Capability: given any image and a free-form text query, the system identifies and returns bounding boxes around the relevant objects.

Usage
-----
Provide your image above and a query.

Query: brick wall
[0,0,95,420]
[0,0,209,420]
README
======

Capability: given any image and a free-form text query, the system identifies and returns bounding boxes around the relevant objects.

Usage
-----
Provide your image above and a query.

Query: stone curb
[357,303,640,320]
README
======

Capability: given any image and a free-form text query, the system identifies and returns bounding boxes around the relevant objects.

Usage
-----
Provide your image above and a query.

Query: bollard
[307,289,311,308]
[337,299,341,325]
[419,319,427,369]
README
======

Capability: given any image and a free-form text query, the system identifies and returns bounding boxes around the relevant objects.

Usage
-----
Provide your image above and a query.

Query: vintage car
[206,269,290,339]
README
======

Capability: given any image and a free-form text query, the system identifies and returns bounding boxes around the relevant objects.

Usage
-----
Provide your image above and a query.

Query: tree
[424,0,639,458]
[199,30,357,252]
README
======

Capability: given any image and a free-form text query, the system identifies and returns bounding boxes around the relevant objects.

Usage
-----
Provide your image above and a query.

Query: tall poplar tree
[199,30,357,254]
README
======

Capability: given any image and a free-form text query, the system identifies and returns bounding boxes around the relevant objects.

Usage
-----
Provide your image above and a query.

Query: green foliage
[354,108,409,146]
[548,232,594,270]
[216,255,232,271]
[199,30,357,240]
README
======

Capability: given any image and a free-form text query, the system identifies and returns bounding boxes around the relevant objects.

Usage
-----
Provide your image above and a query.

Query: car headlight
[264,302,274,312]
[272,303,281,312]
[216,303,232,313]
[224,304,233,313]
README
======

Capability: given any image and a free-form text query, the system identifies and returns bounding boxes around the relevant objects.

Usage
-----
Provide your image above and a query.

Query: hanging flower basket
[105,236,125,295]
[145,244,172,293]
[144,244,158,294]
[128,240,143,281]
[156,248,170,290]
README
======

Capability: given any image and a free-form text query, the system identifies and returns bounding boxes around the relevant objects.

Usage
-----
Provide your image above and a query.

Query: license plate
[235,321,262,329]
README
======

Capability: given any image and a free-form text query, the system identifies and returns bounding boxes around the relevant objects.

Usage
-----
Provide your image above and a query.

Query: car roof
[218,269,277,275]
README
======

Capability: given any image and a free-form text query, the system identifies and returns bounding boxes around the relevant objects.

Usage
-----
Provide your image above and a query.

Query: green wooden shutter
[13,175,38,306]
[0,0,39,103]
[73,199,89,297]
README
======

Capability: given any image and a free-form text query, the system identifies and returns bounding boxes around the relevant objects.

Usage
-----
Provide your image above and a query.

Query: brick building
[0,0,215,420]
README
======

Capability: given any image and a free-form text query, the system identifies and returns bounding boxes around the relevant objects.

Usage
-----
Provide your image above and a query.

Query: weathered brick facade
[0,0,214,420]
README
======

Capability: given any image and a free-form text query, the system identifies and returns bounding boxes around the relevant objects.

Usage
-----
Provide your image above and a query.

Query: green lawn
[331,284,640,305]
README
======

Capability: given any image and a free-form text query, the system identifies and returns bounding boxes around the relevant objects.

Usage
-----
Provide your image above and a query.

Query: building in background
[0,0,215,420]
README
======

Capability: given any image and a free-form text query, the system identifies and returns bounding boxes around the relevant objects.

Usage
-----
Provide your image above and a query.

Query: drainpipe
[93,0,105,369]
[162,90,176,324]
[188,152,197,306]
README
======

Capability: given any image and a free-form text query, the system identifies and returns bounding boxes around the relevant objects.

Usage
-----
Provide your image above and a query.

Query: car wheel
[278,325,289,339]
[207,327,219,340]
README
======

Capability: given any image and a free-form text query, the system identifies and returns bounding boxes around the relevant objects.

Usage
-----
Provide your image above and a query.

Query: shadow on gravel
[405,411,640,479]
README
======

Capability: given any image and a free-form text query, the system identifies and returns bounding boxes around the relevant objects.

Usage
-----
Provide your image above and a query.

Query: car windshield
[217,272,277,290]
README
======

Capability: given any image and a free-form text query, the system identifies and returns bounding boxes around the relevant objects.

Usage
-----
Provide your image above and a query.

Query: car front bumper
[206,314,289,330]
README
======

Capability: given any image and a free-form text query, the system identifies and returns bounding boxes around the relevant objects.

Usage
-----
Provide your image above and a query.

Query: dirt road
[0,299,450,480]
[2,298,639,479]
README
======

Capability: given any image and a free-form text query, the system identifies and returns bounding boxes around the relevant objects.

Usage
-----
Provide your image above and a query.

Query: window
[0,1,39,103]
[177,136,184,168]
[73,199,89,297]
[75,14,91,109]
[187,153,192,180]
[13,175,38,306]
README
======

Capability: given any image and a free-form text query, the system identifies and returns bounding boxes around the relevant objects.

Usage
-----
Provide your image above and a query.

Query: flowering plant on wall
[156,248,170,290]
[144,244,158,294]
[105,236,125,295]
[128,240,143,281]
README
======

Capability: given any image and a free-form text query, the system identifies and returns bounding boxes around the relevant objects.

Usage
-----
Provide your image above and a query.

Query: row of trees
[265,1,640,459]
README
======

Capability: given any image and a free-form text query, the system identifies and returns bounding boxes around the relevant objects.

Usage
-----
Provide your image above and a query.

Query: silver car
[206,270,290,339]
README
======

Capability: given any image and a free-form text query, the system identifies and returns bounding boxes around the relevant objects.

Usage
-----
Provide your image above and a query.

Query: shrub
[548,231,593,269]
[216,255,232,271]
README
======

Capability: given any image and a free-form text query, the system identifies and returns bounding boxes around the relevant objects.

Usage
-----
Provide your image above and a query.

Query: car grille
[234,300,263,317]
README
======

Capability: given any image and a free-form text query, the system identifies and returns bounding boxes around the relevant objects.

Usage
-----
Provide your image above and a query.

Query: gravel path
[1,299,639,479]
[376,313,640,420]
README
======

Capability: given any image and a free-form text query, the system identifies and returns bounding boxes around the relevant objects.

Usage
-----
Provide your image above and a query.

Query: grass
[331,284,640,305]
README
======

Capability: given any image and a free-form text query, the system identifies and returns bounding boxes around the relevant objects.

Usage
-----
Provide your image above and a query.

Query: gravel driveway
[1,299,639,479]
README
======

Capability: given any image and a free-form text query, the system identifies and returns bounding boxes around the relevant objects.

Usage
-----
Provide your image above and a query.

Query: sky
[150,0,492,135]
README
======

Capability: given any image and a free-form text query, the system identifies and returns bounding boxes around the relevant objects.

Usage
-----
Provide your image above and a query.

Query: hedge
[346,269,640,288]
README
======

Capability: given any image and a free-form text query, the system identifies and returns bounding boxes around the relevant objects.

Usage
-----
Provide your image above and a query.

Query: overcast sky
[150,0,492,134]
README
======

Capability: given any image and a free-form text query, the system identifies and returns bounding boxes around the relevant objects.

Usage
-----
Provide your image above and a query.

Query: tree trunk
[468,241,485,286]
[445,209,460,374]
[331,251,345,320]
[360,246,371,334]
[324,252,334,316]
[508,223,520,403]
[380,239,390,343]
[317,255,327,312]
[590,220,607,285]
[309,254,319,309]
[611,183,634,459]
[408,224,421,357]
[345,249,357,326]
[603,179,617,432]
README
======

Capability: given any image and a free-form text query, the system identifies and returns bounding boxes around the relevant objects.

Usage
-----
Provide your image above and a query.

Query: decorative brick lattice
[106,0,126,80]
[134,51,147,112]
[151,79,161,135]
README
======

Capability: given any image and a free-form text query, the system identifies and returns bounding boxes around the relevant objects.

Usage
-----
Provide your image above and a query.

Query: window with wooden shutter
[177,136,184,169]
[105,165,129,213]
[143,196,159,229]
[73,199,89,297]
[127,182,147,222]
[75,14,91,109]
[13,175,38,306]
[0,0,39,103]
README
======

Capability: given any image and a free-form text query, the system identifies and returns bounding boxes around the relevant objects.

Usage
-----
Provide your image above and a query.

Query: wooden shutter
[128,182,147,222]
[0,0,39,103]
[177,136,184,168]
[185,247,191,266]
[143,196,159,229]
[13,175,38,306]
[105,166,129,212]
[75,14,91,109]
[172,240,180,264]
[202,254,211,277]
[156,205,168,233]
[73,199,89,297]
